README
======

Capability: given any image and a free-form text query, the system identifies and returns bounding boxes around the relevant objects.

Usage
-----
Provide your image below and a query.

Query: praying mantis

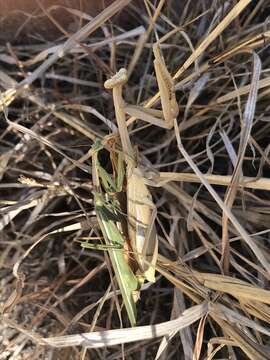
[81,43,179,326]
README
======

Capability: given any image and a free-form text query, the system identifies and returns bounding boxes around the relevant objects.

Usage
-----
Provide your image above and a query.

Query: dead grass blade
[196,272,270,305]
[148,172,270,191]
[174,120,270,278]
[126,0,252,125]
[40,302,208,348]
[214,76,270,106]
[192,314,207,360]
[174,0,252,79]
[221,52,261,273]
[211,316,270,360]
[6,119,89,173]
[0,0,132,110]
[209,303,270,337]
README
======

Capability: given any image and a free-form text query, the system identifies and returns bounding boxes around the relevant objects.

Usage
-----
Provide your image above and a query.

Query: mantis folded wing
[127,166,158,283]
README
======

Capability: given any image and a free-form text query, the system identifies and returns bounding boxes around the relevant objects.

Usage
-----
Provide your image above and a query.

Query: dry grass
[1,0,270,359]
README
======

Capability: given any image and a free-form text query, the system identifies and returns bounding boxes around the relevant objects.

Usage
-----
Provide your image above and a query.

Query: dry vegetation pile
[1,0,270,359]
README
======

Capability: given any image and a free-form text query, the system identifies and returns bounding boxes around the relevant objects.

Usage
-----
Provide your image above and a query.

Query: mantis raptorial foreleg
[124,42,179,129]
